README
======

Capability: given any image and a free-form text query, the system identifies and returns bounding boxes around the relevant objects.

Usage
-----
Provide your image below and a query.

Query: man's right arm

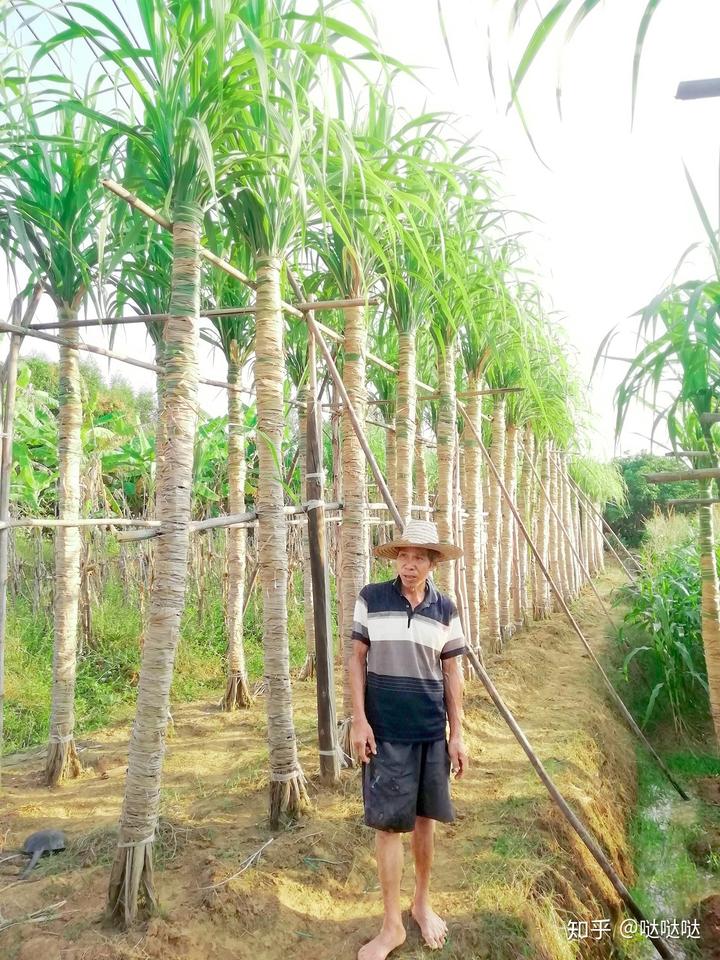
[349,639,376,763]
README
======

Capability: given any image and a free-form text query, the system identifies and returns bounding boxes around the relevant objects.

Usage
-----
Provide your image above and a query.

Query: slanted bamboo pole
[458,401,689,800]
[305,335,341,783]
[312,318,435,395]
[462,642,675,960]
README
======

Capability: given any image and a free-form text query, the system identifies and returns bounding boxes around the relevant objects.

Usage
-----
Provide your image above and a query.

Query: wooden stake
[306,333,341,784]
[457,401,689,801]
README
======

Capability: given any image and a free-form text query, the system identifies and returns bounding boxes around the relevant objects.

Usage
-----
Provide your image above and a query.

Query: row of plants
[615,514,714,735]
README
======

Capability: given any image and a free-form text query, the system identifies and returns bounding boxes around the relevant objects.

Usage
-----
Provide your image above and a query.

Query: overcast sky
[4,1,720,460]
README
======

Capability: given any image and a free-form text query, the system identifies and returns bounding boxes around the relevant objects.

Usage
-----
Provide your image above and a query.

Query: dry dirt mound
[1,569,638,960]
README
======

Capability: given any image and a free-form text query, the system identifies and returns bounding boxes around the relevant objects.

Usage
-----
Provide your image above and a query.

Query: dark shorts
[362,739,455,833]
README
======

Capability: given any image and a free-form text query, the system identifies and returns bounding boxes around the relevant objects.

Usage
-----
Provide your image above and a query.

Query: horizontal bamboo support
[115,501,343,542]
[3,502,342,535]
[32,298,380,332]
[423,386,525,400]
[367,502,436,513]
[646,467,720,483]
[3,500,451,533]
[0,518,160,530]
[700,413,720,425]
[664,450,714,458]
[0,318,244,394]
[294,297,380,313]
[667,497,720,506]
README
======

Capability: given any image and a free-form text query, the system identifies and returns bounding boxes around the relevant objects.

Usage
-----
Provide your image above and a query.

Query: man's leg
[410,817,448,949]
[358,830,407,960]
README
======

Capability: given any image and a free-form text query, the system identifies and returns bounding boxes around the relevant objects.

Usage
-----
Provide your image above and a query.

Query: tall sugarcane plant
[203,251,255,710]
[34,0,267,923]
[0,78,119,786]
[218,0,390,825]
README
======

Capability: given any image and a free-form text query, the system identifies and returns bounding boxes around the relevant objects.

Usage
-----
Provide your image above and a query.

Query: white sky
[4,0,720,459]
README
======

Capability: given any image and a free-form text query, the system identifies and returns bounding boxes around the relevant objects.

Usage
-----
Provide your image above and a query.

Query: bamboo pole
[422,386,525,400]
[305,333,341,783]
[284,268,403,531]
[0,289,42,783]
[462,641,675,960]
[700,413,720,425]
[457,401,689,800]
[33,297,380,331]
[312,318,435,395]
[664,450,715,458]
[667,497,720,506]
[112,503,343,542]
[518,436,621,633]
[646,468,720,483]
[0,318,240,394]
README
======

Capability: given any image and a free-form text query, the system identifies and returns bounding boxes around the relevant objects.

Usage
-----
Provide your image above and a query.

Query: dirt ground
[0,569,665,960]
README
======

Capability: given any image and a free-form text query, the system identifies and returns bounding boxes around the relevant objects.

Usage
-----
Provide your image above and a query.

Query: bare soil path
[1,569,638,960]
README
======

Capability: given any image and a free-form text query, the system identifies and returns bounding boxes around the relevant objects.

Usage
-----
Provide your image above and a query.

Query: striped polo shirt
[351,577,466,743]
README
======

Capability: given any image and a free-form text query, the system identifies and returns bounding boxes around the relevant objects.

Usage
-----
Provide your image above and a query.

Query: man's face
[395,548,436,590]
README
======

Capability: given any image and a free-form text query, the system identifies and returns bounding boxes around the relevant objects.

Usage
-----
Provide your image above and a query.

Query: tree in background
[606,455,698,547]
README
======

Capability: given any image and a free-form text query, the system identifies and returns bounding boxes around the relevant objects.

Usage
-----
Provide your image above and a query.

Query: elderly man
[349,519,469,960]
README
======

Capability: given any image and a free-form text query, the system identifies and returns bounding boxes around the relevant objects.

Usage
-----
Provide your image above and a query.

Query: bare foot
[358,922,407,960]
[411,901,448,950]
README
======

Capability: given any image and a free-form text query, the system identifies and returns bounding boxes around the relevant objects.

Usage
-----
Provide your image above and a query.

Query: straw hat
[373,519,463,562]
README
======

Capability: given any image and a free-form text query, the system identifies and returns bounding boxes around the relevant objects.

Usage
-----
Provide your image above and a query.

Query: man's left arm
[442,655,469,779]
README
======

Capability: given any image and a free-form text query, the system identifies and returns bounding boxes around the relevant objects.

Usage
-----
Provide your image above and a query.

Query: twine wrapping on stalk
[117,834,155,849]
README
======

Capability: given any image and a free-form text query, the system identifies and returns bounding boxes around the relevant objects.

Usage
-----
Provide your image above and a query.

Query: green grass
[620,748,720,958]
[3,565,312,756]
